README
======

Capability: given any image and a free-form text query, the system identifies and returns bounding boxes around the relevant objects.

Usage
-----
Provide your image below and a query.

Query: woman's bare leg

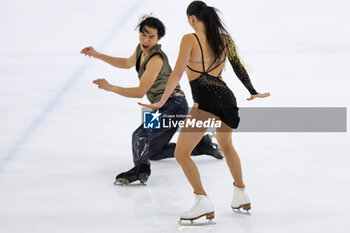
[216,127,245,188]
[175,108,208,195]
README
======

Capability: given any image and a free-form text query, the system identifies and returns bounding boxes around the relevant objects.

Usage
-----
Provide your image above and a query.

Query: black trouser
[132,96,204,165]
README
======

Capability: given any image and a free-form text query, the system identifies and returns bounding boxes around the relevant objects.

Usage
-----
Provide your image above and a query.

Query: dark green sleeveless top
[135,44,185,103]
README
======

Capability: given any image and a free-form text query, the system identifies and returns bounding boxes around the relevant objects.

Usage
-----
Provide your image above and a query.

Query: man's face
[139,26,160,52]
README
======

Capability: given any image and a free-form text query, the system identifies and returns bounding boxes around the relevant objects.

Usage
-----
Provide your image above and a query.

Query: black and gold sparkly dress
[187,33,258,129]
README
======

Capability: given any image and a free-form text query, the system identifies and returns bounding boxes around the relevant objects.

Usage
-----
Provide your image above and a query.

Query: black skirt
[190,73,240,129]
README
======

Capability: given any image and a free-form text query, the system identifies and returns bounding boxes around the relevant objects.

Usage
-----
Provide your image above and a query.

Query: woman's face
[139,26,160,52]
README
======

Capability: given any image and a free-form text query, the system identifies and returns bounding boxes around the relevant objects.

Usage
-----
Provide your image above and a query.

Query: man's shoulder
[146,54,163,71]
[148,45,166,64]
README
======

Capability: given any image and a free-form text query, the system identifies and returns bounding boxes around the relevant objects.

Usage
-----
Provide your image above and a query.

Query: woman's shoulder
[180,33,196,46]
[182,33,195,40]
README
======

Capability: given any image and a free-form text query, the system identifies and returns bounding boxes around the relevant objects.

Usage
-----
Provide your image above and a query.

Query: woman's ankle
[194,191,207,196]
[233,182,245,188]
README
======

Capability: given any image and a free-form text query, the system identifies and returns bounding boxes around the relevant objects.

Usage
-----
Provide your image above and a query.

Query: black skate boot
[137,163,151,184]
[115,163,151,185]
[193,134,223,159]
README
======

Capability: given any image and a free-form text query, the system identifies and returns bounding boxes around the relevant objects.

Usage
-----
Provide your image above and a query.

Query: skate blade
[178,220,216,226]
[113,182,147,186]
[231,203,251,215]
[178,219,216,226]
[114,178,130,185]
[113,179,147,186]
[232,209,251,216]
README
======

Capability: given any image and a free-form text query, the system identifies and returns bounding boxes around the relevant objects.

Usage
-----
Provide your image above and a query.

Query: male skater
[81,16,222,184]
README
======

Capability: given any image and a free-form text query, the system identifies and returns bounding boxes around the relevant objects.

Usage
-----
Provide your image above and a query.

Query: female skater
[138,1,270,222]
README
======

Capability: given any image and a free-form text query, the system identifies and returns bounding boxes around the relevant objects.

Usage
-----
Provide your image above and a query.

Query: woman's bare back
[186,32,226,81]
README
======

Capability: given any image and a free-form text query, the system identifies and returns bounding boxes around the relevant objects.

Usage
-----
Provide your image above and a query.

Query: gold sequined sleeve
[225,35,258,95]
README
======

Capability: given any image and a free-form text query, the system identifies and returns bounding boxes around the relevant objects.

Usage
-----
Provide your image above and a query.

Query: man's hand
[93,79,113,92]
[138,101,165,111]
[81,46,99,58]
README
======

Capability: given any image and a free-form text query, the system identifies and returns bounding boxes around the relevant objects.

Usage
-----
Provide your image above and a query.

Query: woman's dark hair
[136,15,166,38]
[187,1,229,60]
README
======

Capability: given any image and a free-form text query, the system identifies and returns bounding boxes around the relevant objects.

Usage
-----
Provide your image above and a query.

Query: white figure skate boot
[179,193,215,224]
[231,184,251,212]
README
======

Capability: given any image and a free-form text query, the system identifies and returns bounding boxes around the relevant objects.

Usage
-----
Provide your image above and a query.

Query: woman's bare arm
[138,34,193,108]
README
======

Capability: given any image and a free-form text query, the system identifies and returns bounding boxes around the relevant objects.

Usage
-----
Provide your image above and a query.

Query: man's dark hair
[136,15,166,38]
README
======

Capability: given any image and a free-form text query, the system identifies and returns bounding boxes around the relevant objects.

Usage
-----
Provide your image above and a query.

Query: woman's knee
[217,139,234,155]
[174,146,191,163]
[216,132,232,151]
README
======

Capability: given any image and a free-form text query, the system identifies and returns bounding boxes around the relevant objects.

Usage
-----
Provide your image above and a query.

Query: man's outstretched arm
[81,46,136,69]
[93,54,163,98]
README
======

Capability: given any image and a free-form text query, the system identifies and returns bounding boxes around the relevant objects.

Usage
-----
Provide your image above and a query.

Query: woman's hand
[247,92,271,101]
[81,46,99,58]
[93,79,113,92]
[138,101,165,111]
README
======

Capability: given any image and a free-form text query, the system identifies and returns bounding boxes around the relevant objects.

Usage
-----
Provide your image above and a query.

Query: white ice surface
[0,0,350,232]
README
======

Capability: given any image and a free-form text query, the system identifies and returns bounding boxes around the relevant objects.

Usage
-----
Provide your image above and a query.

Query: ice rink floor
[1,0,349,232]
